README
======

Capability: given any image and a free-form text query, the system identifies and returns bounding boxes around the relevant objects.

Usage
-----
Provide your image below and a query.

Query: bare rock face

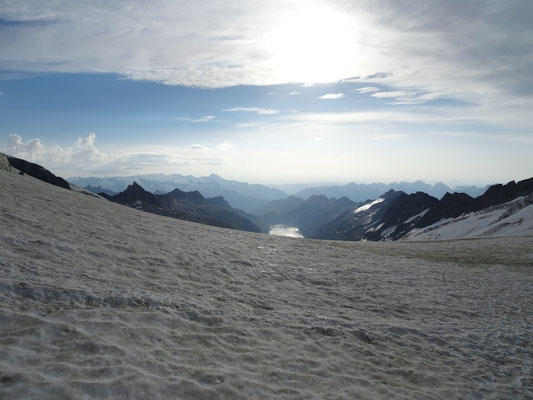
[6,155,70,190]
[0,153,11,172]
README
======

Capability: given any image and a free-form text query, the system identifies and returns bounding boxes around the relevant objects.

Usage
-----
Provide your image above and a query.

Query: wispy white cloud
[289,91,301,96]
[281,110,437,125]
[355,87,379,93]
[177,115,216,123]
[222,107,279,115]
[188,144,208,150]
[1,0,531,113]
[318,93,344,100]
[1,133,232,176]
[371,91,409,98]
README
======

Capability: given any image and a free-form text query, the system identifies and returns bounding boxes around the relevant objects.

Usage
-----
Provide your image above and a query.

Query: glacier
[1,169,532,399]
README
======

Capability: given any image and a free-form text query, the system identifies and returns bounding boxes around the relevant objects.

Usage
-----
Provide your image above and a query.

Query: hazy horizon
[1,1,532,185]
[65,170,495,190]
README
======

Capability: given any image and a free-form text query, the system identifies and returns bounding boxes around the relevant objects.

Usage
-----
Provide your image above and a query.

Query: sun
[266,1,360,84]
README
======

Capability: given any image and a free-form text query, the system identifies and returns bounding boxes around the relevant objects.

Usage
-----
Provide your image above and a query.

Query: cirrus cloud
[221,107,279,115]
[318,93,344,100]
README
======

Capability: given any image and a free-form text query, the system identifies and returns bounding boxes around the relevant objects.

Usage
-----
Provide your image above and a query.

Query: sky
[0,0,532,185]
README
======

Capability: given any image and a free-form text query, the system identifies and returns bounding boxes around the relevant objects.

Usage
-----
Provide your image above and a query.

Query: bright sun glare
[268,2,359,84]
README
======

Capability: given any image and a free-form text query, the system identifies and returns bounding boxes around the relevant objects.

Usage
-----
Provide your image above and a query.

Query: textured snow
[0,153,11,171]
[404,196,533,241]
[353,197,384,214]
[1,170,533,399]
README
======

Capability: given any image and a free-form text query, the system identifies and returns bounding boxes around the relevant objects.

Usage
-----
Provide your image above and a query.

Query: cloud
[289,91,301,96]
[281,110,438,125]
[371,91,410,98]
[177,115,216,123]
[318,93,344,100]
[188,144,208,150]
[267,92,275,96]
[0,0,531,114]
[222,107,279,115]
[369,90,444,105]
[4,132,104,165]
[355,87,379,93]
[1,133,231,176]
[217,140,234,150]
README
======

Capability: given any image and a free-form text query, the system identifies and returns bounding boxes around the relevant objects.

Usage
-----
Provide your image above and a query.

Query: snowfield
[1,169,532,399]
[404,195,533,241]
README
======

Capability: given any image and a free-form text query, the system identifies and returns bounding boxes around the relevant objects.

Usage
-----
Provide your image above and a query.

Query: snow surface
[404,196,533,241]
[404,208,429,224]
[380,225,397,239]
[1,169,533,399]
[353,197,384,213]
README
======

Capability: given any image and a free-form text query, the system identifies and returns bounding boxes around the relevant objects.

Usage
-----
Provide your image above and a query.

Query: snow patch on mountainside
[404,195,533,240]
[404,208,429,224]
[354,197,384,213]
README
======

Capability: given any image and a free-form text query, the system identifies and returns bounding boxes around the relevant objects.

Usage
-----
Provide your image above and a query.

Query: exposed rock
[6,156,70,190]
[105,182,262,233]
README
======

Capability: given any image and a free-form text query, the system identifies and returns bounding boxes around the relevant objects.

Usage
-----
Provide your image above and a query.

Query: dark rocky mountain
[69,173,289,213]
[252,196,305,220]
[416,177,533,229]
[5,155,71,190]
[474,177,533,210]
[254,195,358,237]
[102,182,262,233]
[84,185,116,196]
[313,190,408,241]
[294,180,487,202]
[316,177,533,241]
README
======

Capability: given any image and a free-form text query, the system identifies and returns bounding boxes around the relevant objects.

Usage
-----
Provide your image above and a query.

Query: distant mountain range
[293,181,488,202]
[69,174,289,213]
[4,154,531,241]
[69,175,488,212]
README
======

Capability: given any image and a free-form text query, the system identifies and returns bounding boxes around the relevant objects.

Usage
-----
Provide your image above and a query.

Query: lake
[268,225,304,238]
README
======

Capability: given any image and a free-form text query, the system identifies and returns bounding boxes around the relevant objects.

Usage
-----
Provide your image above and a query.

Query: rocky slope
[102,182,262,233]
[404,194,533,240]
[4,154,71,190]
[315,177,533,241]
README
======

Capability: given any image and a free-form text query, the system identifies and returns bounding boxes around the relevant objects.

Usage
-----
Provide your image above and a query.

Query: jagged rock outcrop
[6,156,70,190]
[104,182,262,233]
